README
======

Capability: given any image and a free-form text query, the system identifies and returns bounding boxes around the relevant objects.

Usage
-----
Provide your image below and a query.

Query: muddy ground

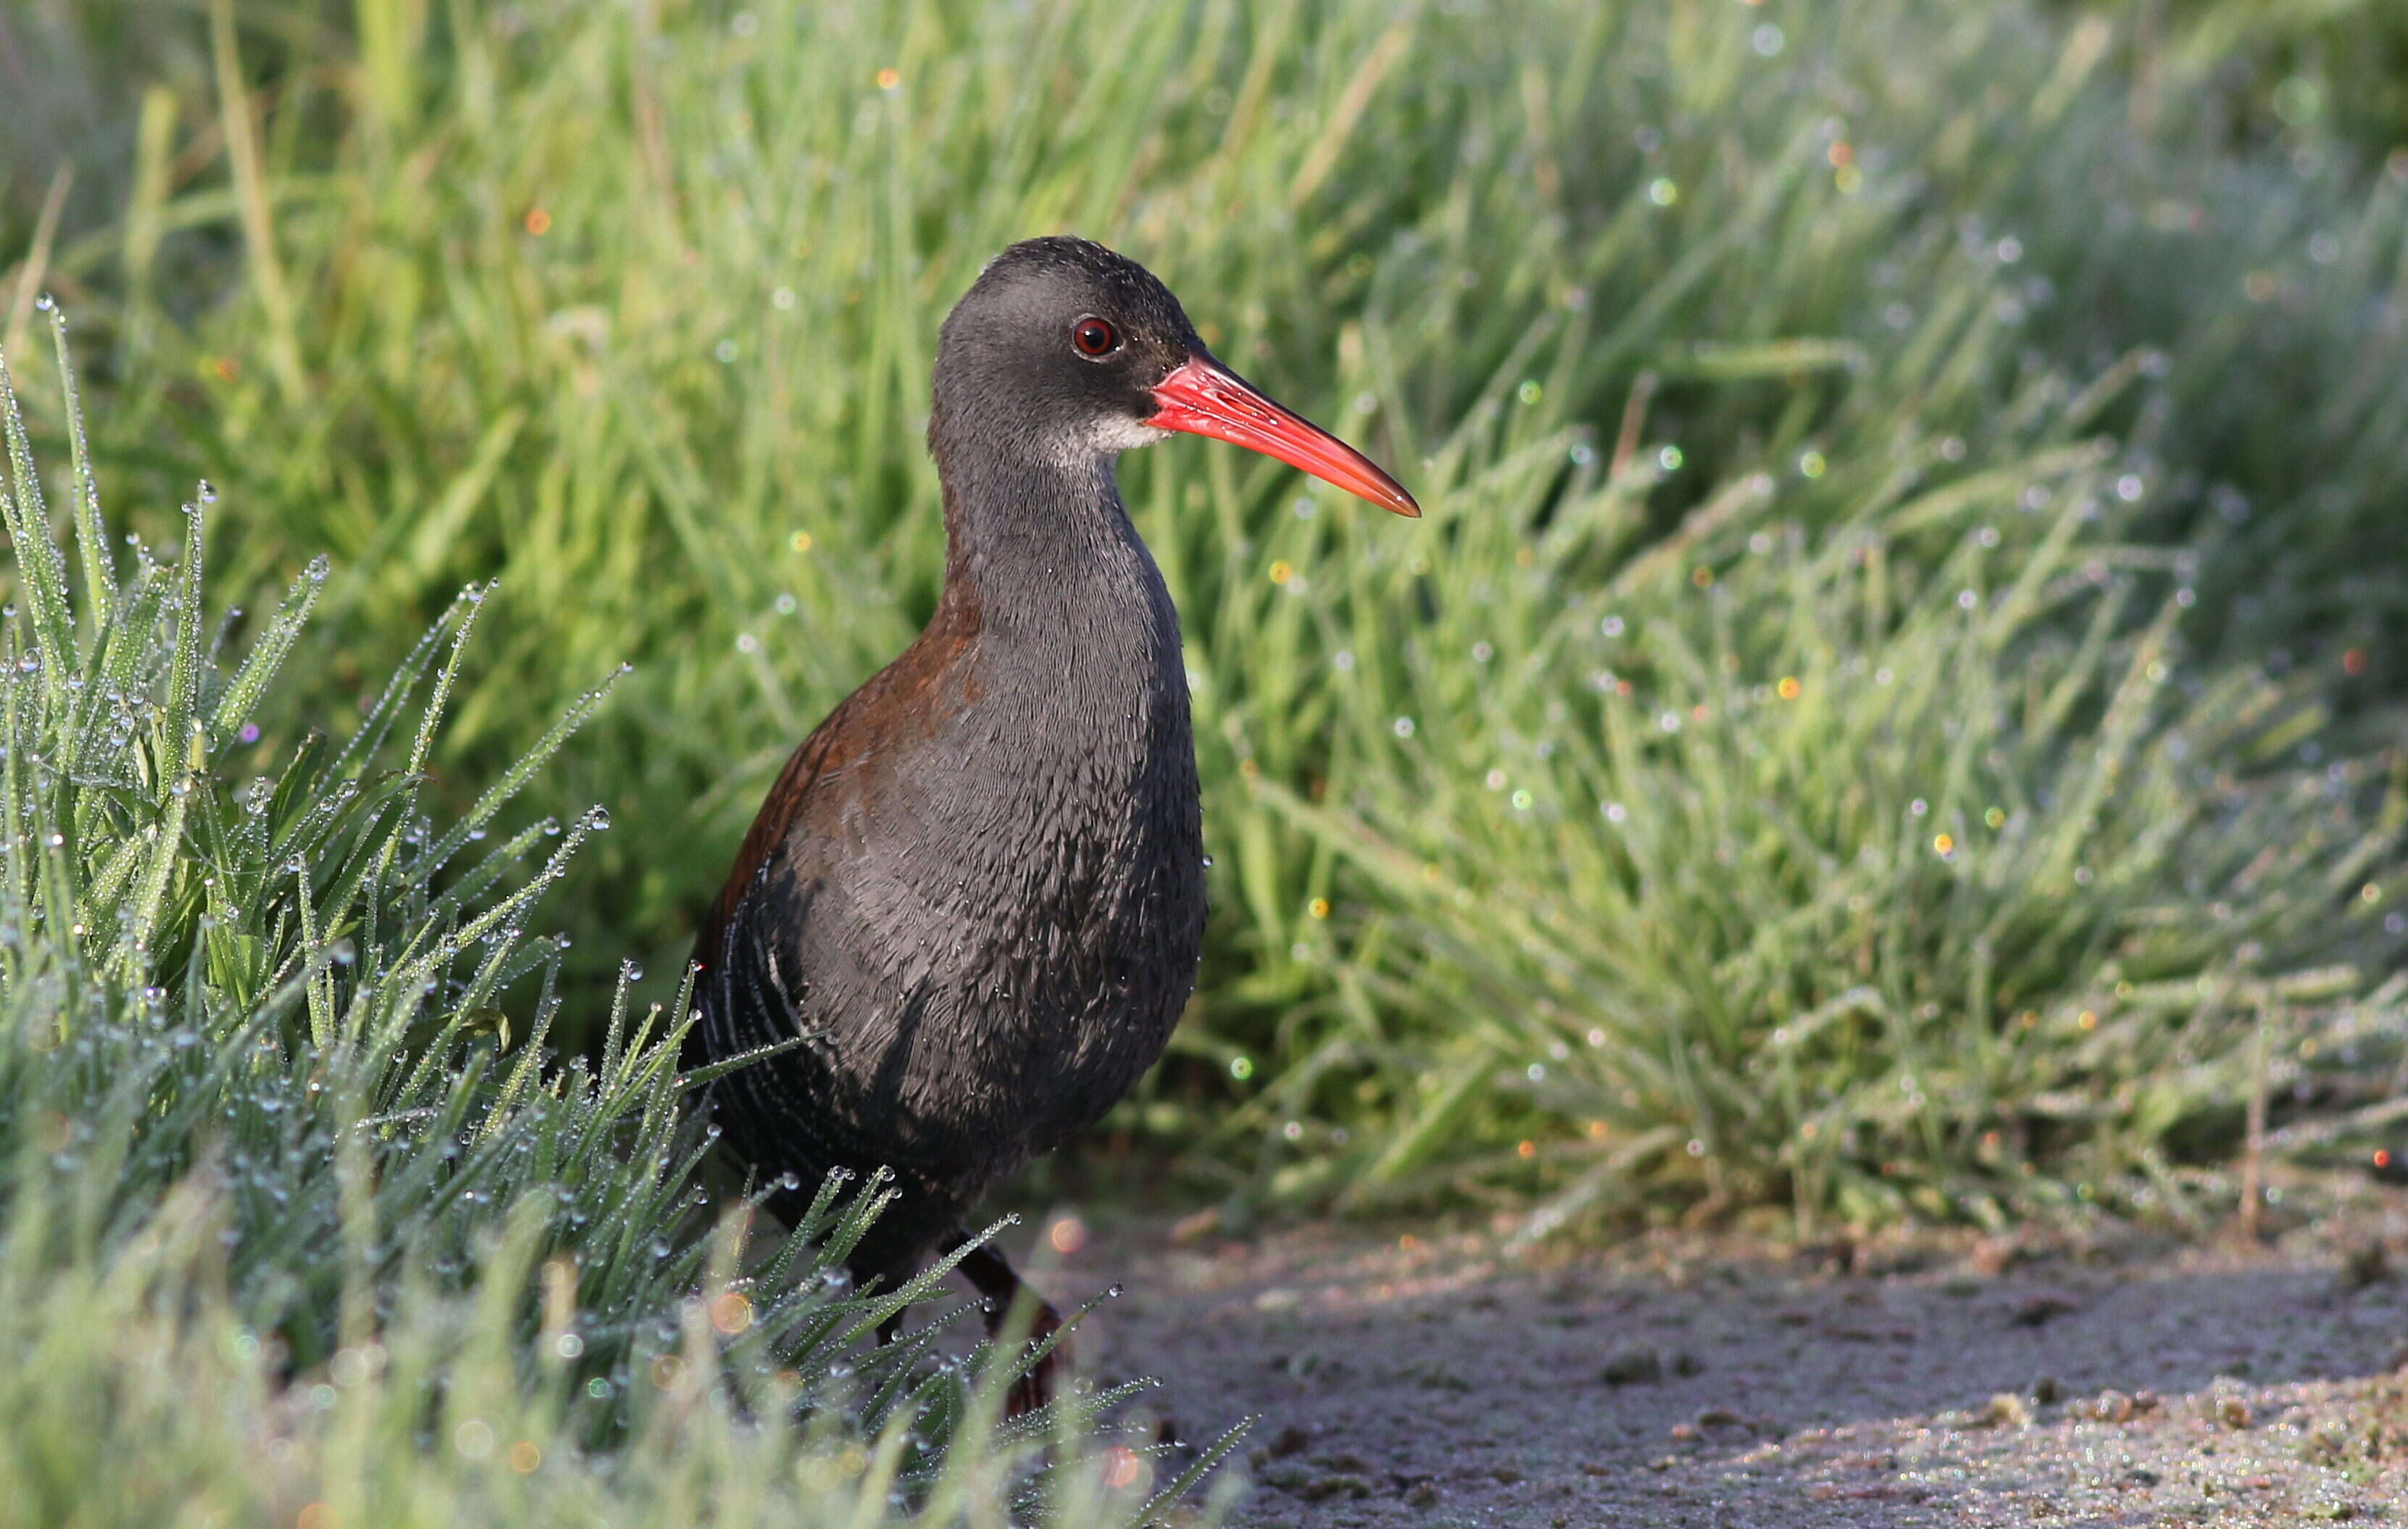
[1006,1184,2408,1526]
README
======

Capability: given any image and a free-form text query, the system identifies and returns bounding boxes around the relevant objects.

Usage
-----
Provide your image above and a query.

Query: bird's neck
[932,436,1178,659]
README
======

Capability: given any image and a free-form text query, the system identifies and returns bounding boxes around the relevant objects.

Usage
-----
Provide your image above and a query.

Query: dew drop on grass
[621,960,643,983]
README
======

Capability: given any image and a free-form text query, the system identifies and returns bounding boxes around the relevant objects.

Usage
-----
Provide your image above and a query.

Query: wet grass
[1,0,2407,1238]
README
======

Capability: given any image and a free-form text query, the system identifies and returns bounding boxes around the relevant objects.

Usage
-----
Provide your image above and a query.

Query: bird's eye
[1072,317,1120,357]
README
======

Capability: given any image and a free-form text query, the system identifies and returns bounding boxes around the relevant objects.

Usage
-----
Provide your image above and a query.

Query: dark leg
[944,1228,1065,1417]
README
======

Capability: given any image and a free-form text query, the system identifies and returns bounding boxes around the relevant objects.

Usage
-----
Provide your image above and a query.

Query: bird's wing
[683,693,859,1082]
[684,586,985,1069]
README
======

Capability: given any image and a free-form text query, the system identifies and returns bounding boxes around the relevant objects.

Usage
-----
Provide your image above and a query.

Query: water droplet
[621,960,643,983]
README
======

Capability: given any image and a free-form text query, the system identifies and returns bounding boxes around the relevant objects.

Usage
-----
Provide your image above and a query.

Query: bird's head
[932,236,1418,518]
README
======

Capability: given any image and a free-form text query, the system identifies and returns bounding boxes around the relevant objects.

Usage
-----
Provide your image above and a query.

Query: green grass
[0,331,1237,1526]
[4,0,2408,1236]
[1241,365,2404,1230]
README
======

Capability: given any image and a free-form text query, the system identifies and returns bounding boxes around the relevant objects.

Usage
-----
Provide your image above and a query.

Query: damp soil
[1002,1183,2408,1526]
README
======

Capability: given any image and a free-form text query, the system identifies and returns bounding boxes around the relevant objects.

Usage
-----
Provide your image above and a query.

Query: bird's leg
[946,1230,1065,1417]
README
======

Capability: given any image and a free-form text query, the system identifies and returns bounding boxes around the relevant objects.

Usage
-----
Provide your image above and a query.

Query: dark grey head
[931,236,1201,463]
[929,236,1420,516]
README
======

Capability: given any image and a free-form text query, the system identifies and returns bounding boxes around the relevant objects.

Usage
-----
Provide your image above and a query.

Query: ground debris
[1939,1391,2032,1430]
[2009,1288,2084,1327]
[1600,1344,1663,1385]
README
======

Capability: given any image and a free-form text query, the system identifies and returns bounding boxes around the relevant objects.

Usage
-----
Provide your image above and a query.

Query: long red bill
[1148,356,1420,518]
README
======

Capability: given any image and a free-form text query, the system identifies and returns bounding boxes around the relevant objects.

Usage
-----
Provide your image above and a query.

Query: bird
[687,236,1418,1411]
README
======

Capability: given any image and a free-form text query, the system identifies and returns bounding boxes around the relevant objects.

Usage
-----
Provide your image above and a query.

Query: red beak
[1148,356,1420,518]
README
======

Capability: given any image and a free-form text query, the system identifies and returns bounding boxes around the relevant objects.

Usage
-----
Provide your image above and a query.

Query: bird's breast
[730,564,1207,1178]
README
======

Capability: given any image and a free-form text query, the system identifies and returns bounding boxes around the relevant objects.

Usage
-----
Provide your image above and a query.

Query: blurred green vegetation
[4,0,2408,1234]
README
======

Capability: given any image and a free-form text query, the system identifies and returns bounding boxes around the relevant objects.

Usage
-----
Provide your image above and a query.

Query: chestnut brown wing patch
[690,582,983,998]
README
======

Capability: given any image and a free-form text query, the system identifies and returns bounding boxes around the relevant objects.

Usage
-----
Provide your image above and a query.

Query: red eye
[1072,317,1119,357]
